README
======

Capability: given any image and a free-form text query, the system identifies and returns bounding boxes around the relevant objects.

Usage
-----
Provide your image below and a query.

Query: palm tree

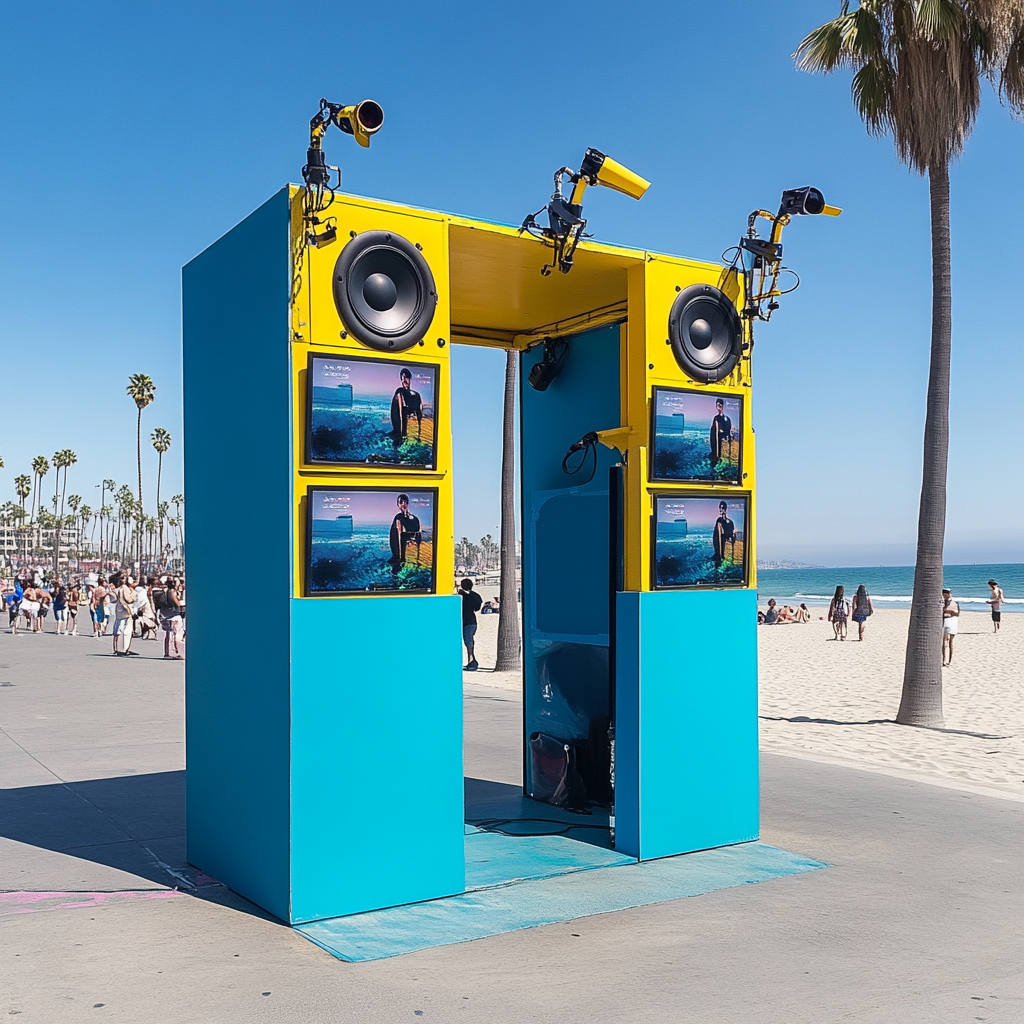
[67,494,82,557]
[14,474,31,564]
[151,427,172,564]
[126,373,157,565]
[51,449,77,574]
[495,349,521,672]
[796,1,1024,727]
[116,486,135,565]
[98,479,115,571]
[30,455,49,524]
[79,504,92,559]
[51,450,62,513]
[171,494,184,560]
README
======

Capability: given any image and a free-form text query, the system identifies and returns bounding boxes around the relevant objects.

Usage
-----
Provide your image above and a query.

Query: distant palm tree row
[0,373,184,577]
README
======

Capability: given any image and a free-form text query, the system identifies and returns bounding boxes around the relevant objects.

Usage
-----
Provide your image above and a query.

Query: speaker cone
[667,284,742,383]
[333,230,437,351]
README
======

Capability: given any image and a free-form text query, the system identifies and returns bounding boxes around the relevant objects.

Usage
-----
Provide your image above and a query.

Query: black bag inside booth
[529,731,588,811]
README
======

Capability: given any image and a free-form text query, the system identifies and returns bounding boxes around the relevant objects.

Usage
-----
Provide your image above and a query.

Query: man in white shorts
[112,574,139,657]
[941,587,959,667]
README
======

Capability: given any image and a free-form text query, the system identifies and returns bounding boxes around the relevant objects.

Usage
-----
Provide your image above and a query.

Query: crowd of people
[759,578,1006,661]
[3,572,186,659]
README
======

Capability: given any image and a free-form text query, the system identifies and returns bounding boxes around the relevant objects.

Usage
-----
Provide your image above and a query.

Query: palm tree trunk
[156,452,164,567]
[897,161,951,728]
[495,349,522,672]
[54,467,66,576]
[136,407,144,568]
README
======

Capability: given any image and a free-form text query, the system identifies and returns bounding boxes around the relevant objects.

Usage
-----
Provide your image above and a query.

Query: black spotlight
[333,230,437,351]
[668,284,742,383]
[778,186,826,217]
[527,338,569,391]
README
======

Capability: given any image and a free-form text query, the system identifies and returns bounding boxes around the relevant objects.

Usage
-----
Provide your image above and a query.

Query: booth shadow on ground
[0,771,272,918]
[0,771,187,889]
[2,771,612,907]
[465,777,613,850]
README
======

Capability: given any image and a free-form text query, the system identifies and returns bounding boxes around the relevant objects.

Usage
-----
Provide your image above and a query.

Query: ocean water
[757,563,1023,612]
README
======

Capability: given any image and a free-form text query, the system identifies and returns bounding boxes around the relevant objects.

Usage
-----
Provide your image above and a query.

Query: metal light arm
[301,98,384,249]
[520,148,650,276]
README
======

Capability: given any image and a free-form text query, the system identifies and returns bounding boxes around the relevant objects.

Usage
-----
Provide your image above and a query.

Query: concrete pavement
[1,629,1021,1022]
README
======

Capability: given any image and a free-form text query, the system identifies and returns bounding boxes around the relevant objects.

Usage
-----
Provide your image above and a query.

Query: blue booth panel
[289,595,466,923]
[183,189,293,921]
[615,589,759,860]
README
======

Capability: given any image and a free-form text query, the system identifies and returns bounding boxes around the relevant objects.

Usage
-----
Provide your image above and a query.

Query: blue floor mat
[464,826,635,889]
[296,840,825,961]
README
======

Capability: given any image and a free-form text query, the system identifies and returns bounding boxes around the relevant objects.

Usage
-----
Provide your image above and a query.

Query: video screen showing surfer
[307,354,437,469]
[653,494,747,588]
[308,487,436,594]
[650,387,741,483]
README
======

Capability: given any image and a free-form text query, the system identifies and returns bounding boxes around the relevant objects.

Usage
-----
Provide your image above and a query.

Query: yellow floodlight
[730,186,841,321]
[520,147,650,275]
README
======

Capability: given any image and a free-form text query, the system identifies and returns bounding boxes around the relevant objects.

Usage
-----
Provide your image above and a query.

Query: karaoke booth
[183,186,759,925]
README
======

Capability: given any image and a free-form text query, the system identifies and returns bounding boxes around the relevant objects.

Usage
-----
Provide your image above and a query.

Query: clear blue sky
[3,1,1022,566]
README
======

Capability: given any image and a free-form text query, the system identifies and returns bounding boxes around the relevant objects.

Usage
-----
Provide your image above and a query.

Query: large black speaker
[333,230,437,351]
[667,284,742,383]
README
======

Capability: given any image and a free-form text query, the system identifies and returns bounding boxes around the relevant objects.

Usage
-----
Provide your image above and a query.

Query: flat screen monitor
[306,486,438,595]
[307,353,438,469]
[652,493,748,589]
[649,387,742,484]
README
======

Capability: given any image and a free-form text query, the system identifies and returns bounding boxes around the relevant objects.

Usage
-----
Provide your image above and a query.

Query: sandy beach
[465,601,1023,798]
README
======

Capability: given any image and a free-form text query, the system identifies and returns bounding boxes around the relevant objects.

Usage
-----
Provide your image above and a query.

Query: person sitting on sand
[942,588,959,666]
[763,598,779,625]
[775,605,799,624]
[828,586,849,640]
[794,603,810,623]
[850,584,874,641]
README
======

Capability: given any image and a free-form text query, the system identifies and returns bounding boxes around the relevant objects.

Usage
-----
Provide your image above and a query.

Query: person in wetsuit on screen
[709,398,732,471]
[388,493,422,574]
[390,369,423,446]
[713,500,735,568]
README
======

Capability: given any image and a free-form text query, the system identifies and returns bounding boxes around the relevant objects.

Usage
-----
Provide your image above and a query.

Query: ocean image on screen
[309,356,436,468]
[654,495,747,588]
[651,389,741,482]
[309,489,436,594]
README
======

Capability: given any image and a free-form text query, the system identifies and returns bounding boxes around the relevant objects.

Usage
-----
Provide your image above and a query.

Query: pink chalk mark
[0,889,185,916]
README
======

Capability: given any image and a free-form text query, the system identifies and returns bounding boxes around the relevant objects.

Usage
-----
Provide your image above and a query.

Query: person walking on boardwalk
[459,577,482,671]
[67,582,80,636]
[158,575,185,659]
[5,584,22,635]
[850,584,874,641]
[36,586,50,633]
[52,581,68,635]
[20,586,39,633]
[111,573,138,657]
[986,579,1004,633]
[828,585,849,641]
[90,578,108,639]
[941,588,959,667]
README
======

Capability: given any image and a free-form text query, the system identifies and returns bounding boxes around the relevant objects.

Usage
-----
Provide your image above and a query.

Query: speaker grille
[667,284,742,383]
[333,231,437,352]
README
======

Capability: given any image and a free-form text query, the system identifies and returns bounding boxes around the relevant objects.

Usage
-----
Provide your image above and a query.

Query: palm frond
[849,4,889,56]
[916,0,964,40]
[1002,18,1024,113]
[852,58,895,132]
[795,13,858,72]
